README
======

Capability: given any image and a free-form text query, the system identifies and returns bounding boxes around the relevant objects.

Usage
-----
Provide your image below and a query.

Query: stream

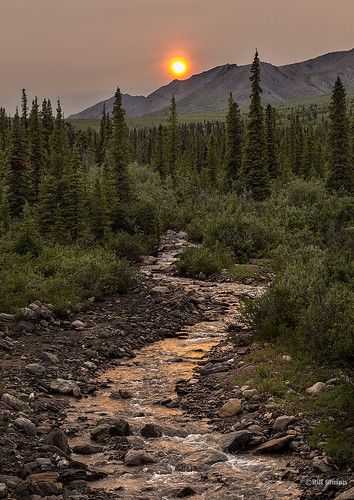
[65,231,301,499]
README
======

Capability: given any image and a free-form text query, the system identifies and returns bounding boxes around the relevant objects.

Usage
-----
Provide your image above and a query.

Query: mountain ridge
[69,48,354,119]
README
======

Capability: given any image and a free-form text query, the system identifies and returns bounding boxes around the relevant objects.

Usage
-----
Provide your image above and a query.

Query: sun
[170,58,187,77]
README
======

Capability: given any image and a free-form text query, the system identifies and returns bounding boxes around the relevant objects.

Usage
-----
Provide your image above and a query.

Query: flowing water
[66,232,301,499]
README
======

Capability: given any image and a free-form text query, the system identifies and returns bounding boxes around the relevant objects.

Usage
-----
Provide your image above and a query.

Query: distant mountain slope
[68,49,354,119]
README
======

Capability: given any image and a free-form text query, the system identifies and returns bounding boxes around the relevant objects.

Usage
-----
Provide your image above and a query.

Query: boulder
[124,450,156,466]
[14,417,37,436]
[312,456,332,473]
[41,351,59,364]
[90,419,131,442]
[72,444,103,455]
[0,313,15,321]
[16,321,36,333]
[306,382,327,395]
[140,423,162,438]
[49,379,81,397]
[150,285,170,295]
[25,471,62,496]
[47,429,71,455]
[273,415,295,432]
[83,361,97,370]
[70,320,86,330]
[218,398,243,418]
[253,435,293,453]
[179,450,228,470]
[2,393,30,413]
[25,363,46,375]
[221,430,253,453]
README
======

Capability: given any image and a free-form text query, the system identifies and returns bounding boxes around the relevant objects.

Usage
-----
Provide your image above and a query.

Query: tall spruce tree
[265,104,279,179]
[21,89,29,132]
[242,50,270,200]
[327,77,353,194]
[154,124,166,178]
[225,93,242,186]
[167,95,179,177]
[103,88,131,230]
[28,98,46,202]
[7,109,29,216]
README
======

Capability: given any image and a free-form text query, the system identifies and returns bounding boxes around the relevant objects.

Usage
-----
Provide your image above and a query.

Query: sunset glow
[170,58,188,77]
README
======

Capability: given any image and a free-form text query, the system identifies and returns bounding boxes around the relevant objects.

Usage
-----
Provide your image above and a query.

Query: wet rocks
[1,393,30,413]
[306,382,327,394]
[218,398,243,418]
[124,450,156,466]
[253,435,293,453]
[179,450,228,470]
[110,389,132,400]
[221,430,253,453]
[140,423,163,438]
[46,429,71,455]
[14,417,37,436]
[72,444,103,455]
[90,418,131,442]
[273,415,296,432]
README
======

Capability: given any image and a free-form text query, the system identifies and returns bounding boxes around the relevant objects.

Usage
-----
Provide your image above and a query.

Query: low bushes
[176,246,232,278]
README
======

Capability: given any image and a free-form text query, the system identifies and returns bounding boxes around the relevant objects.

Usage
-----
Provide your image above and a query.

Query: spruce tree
[154,124,166,178]
[7,109,29,216]
[41,99,54,152]
[103,88,131,230]
[242,51,270,200]
[21,89,29,132]
[167,95,179,177]
[91,174,110,240]
[327,77,353,194]
[225,93,242,186]
[28,98,46,202]
[265,104,279,179]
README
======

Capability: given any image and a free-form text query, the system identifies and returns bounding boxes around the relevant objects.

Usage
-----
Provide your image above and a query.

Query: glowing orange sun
[170,58,188,77]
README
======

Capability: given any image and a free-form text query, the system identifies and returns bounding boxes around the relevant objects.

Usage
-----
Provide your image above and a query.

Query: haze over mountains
[69,49,354,119]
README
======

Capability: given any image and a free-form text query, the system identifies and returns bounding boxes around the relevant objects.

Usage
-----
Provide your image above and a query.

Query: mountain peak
[68,49,354,120]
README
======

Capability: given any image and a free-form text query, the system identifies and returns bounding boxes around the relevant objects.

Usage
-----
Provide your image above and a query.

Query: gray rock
[17,321,36,333]
[218,398,243,418]
[179,450,228,470]
[110,389,132,400]
[41,352,59,364]
[0,313,15,321]
[72,444,103,455]
[176,486,197,497]
[91,419,131,442]
[47,429,71,455]
[49,379,81,397]
[140,423,162,438]
[253,435,293,453]
[2,393,30,413]
[14,417,36,436]
[70,320,86,330]
[273,415,296,432]
[306,382,327,394]
[124,450,156,466]
[25,363,46,375]
[222,430,253,452]
[312,456,332,473]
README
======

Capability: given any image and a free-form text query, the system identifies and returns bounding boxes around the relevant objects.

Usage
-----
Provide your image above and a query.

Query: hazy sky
[1,0,353,115]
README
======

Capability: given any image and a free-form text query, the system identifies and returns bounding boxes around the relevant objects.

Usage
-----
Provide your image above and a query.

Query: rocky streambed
[0,231,352,499]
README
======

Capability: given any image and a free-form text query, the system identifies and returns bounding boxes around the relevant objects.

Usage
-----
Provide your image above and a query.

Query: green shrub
[176,246,232,278]
[110,232,145,262]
